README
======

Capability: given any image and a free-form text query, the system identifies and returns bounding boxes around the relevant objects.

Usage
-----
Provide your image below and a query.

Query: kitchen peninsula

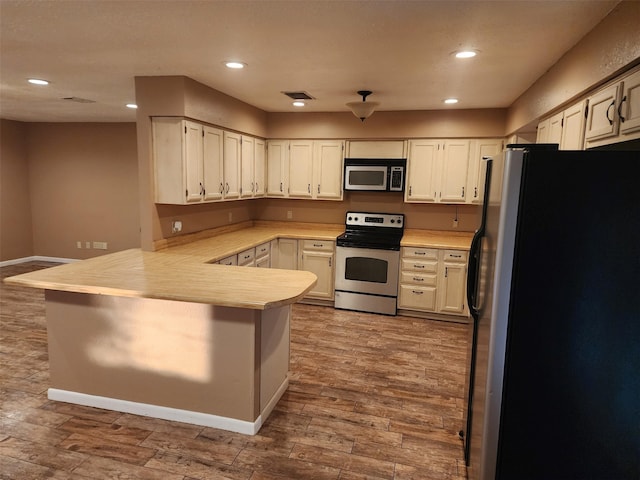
[4,247,317,435]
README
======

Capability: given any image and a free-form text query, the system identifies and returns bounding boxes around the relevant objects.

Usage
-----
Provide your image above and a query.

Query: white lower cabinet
[274,238,298,270]
[217,254,238,266]
[398,247,468,318]
[237,247,255,267]
[255,242,270,268]
[298,240,335,300]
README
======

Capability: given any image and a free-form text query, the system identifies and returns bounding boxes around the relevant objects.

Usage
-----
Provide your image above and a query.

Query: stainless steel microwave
[343,158,406,192]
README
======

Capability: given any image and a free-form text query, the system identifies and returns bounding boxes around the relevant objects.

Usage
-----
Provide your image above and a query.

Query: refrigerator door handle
[466,228,483,318]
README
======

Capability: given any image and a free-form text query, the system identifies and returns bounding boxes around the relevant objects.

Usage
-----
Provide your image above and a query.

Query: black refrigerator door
[496,150,640,479]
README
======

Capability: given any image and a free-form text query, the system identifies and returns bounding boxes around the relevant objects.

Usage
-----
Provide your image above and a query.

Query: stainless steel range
[335,212,404,315]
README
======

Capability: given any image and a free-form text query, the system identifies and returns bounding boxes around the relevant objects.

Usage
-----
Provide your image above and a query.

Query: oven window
[349,170,386,186]
[345,257,388,283]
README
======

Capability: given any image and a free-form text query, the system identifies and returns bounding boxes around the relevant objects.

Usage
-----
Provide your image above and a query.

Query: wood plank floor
[1,261,470,480]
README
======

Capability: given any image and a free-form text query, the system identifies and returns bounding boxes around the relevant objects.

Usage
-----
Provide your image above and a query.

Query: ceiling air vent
[62,97,96,103]
[282,91,315,100]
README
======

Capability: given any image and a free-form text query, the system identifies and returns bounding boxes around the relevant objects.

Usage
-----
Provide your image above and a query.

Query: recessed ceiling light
[292,101,305,107]
[444,98,459,104]
[28,78,49,85]
[454,50,478,59]
[225,61,246,69]
[126,103,138,109]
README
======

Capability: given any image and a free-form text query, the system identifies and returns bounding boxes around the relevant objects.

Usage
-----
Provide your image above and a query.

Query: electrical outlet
[287,210,293,219]
[77,241,82,249]
[171,220,182,233]
[228,212,233,222]
[85,241,91,249]
[93,241,108,250]
[452,219,459,228]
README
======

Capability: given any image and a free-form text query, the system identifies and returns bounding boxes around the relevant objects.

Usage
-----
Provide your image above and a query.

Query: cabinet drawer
[255,242,270,258]
[400,271,437,286]
[218,254,237,266]
[402,247,438,260]
[237,248,255,266]
[399,285,437,311]
[301,239,334,251]
[401,258,438,273]
[443,250,467,262]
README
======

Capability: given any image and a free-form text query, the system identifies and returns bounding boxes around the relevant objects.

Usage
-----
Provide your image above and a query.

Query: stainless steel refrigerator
[463,145,640,480]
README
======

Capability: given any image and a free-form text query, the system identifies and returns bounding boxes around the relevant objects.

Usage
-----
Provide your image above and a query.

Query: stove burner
[336,211,404,250]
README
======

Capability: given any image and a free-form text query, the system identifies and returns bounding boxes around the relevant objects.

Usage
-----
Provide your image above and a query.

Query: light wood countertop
[401,228,474,250]
[4,249,317,310]
[5,222,473,308]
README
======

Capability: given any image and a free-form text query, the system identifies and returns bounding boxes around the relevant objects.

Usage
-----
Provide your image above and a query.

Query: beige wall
[24,123,139,260]
[506,0,640,134]
[1,120,34,261]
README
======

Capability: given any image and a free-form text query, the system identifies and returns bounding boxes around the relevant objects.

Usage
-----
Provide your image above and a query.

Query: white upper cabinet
[618,69,640,137]
[267,139,344,200]
[405,140,439,202]
[405,139,471,204]
[288,141,314,198]
[254,138,266,197]
[560,100,587,150]
[467,139,503,204]
[536,111,563,146]
[313,140,344,200]
[266,140,289,197]
[153,117,225,205]
[240,135,255,199]
[585,82,621,143]
[223,131,241,200]
[439,140,471,203]
[202,126,224,201]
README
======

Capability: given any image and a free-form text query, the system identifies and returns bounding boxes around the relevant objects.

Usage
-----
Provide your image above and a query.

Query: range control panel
[345,212,404,229]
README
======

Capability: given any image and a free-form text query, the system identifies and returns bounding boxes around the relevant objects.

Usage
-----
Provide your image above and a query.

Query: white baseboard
[48,388,263,435]
[0,255,78,267]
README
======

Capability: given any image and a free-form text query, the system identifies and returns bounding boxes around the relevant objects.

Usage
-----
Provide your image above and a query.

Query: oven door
[344,165,388,191]
[335,246,399,296]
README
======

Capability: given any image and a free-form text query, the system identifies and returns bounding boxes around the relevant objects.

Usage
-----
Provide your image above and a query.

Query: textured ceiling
[0,0,620,122]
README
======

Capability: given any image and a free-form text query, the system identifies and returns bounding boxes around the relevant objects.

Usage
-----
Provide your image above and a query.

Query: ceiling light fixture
[28,78,49,85]
[444,98,459,104]
[292,101,305,107]
[225,61,246,69]
[454,50,478,59]
[126,103,138,109]
[346,90,380,122]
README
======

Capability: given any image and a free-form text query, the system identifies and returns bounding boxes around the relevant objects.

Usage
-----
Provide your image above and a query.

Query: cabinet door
[240,135,255,198]
[405,140,440,202]
[619,69,640,136]
[439,140,470,203]
[585,83,621,142]
[300,250,334,299]
[202,126,224,201]
[288,141,314,198]
[438,262,467,314]
[560,100,587,150]
[153,117,187,204]
[254,139,266,197]
[266,140,289,197]
[184,120,204,203]
[223,132,241,199]
[275,238,298,270]
[467,139,502,204]
[547,112,564,146]
[536,118,549,143]
[399,285,437,312]
[314,140,344,200]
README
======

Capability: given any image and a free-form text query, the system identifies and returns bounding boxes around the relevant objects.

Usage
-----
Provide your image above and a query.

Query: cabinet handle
[461,186,465,198]
[474,186,478,198]
[251,181,254,193]
[412,290,424,295]
[606,99,615,125]
[280,182,283,192]
[308,184,311,194]
[414,264,425,269]
[618,95,627,122]
[450,254,462,258]
[225,182,230,194]
[445,267,448,278]
[329,257,332,267]
[200,182,205,196]
[219,182,224,194]
[317,184,320,194]
[413,277,424,282]
[414,251,426,255]
[313,243,323,247]
[409,186,412,195]
[256,182,259,192]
